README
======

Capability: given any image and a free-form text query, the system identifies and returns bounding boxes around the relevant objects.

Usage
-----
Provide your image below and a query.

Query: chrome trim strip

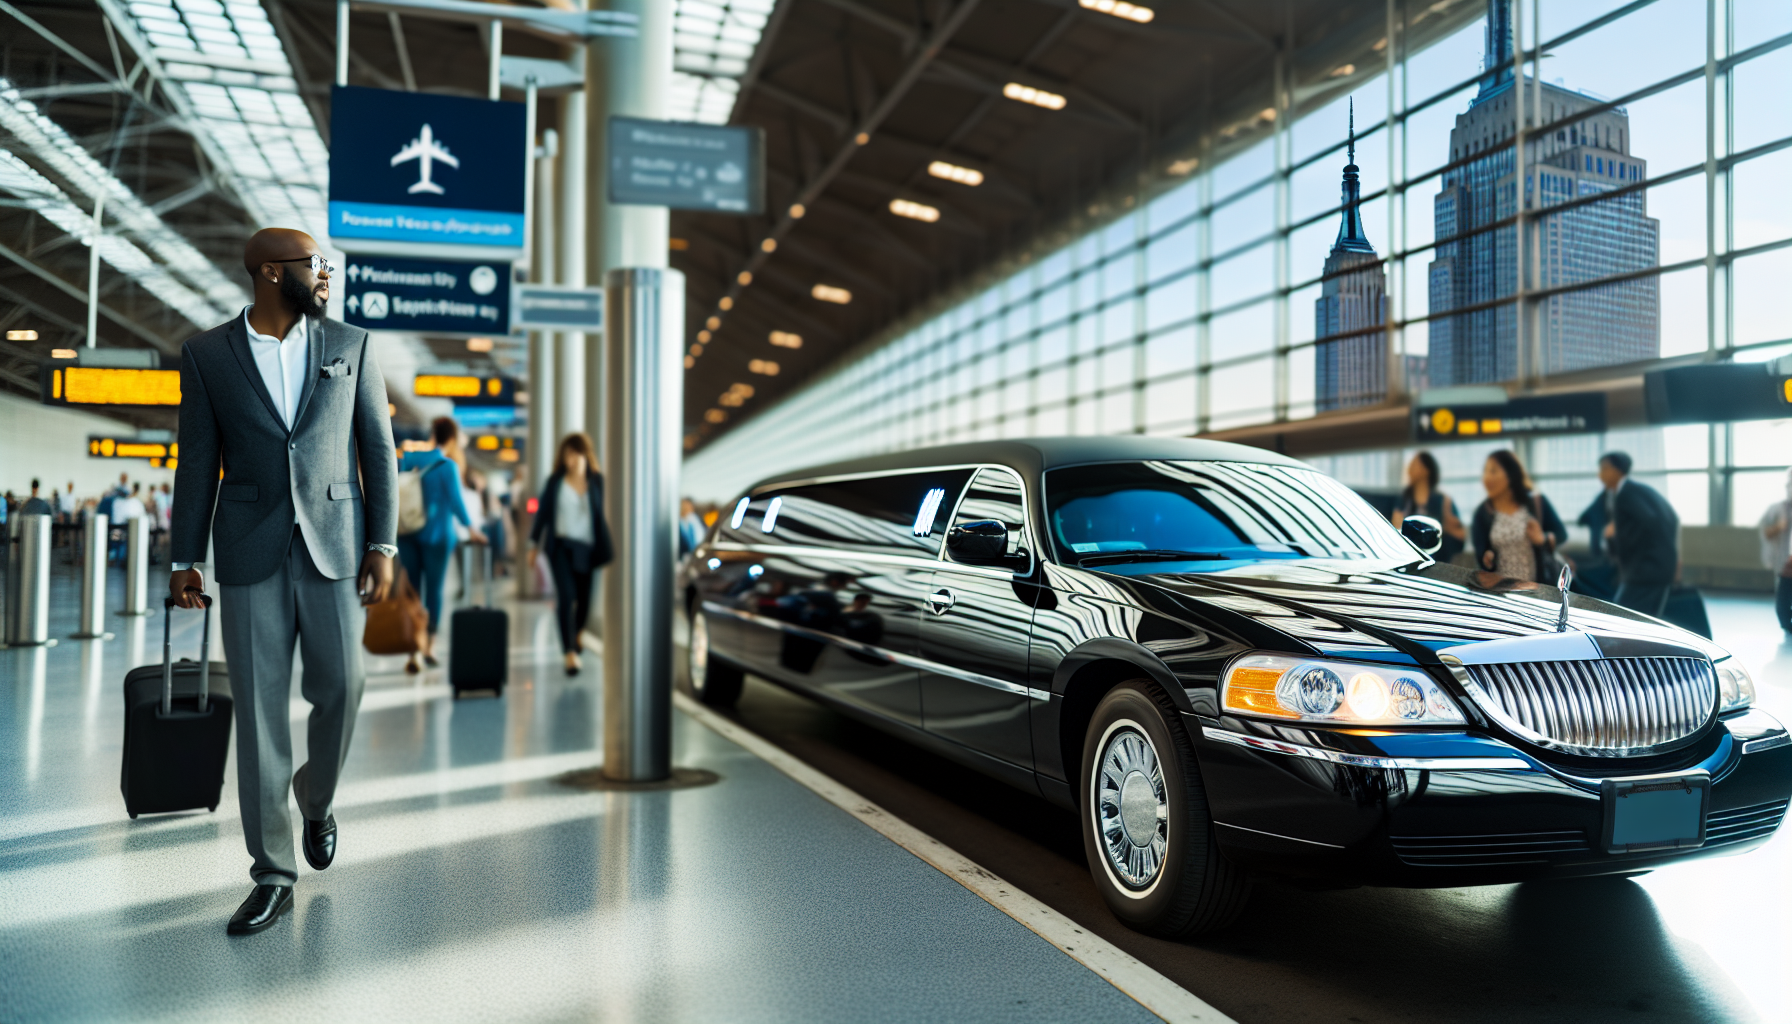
[702,602,1050,701]
[1214,820,1346,849]
[1200,726,1531,771]
[708,541,944,573]
[1743,733,1792,755]
[1438,632,1603,665]
[751,462,988,494]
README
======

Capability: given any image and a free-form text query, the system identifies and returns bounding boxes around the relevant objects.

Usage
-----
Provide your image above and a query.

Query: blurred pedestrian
[1759,468,1792,634]
[1599,451,1679,616]
[397,417,484,674]
[1391,452,1466,562]
[678,497,705,558]
[529,432,613,676]
[19,478,51,516]
[1471,449,1567,583]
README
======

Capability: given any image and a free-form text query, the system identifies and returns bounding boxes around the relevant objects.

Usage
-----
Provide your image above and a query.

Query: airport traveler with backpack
[168,228,397,936]
[395,416,485,674]
[529,432,613,676]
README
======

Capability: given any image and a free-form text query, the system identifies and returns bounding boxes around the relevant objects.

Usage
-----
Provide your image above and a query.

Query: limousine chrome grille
[1460,657,1717,757]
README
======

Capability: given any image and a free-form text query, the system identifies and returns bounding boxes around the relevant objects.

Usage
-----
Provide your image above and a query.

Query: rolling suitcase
[449,544,507,698]
[122,596,233,818]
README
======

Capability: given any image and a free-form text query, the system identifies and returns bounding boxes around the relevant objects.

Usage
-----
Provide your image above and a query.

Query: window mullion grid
[1196,170,1213,433]
[1273,35,1292,423]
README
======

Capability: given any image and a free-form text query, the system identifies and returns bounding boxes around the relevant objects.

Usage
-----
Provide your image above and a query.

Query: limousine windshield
[1046,460,1417,567]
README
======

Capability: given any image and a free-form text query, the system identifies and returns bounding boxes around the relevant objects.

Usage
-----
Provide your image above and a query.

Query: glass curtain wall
[685,0,1792,515]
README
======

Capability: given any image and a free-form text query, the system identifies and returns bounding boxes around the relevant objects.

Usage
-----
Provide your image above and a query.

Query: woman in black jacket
[1471,449,1568,583]
[529,432,613,675]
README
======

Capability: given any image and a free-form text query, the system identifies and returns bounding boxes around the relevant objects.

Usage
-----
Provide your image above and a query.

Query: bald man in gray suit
[170,228,397,935]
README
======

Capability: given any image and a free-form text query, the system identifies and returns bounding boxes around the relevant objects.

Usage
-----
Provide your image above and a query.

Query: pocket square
[321,359,351,379]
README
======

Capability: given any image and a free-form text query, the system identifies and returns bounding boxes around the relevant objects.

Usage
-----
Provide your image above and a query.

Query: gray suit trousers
[219,528,365,886]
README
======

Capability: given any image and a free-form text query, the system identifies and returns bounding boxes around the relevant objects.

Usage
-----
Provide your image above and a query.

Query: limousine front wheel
[1080,680,1250,937]
[687,609,744,707]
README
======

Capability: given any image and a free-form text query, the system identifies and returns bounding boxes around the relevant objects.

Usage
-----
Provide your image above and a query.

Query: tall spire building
[1315,101,1389,412]
[1427,0,1660,387]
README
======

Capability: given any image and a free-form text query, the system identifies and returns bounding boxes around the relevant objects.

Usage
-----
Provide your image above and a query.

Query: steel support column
[600,266,684,782]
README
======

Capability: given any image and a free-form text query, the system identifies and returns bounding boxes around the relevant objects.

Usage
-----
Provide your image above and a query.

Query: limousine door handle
[925,588,956,615]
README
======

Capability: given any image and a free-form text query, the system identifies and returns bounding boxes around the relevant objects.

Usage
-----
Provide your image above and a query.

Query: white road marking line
[672,689,1236,1024]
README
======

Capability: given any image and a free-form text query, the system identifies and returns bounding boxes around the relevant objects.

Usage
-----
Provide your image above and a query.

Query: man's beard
[281,272,327,318]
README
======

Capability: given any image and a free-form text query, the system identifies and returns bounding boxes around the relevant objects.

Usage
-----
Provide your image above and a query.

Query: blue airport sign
[607,116,763,214]
[342,255,511,336]
[327,86,527,250]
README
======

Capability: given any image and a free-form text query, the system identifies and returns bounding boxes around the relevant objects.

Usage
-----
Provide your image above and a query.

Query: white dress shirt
[243,306,308,429]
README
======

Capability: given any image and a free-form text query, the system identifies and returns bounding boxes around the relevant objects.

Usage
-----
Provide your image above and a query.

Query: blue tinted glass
[1055,489,1243,554]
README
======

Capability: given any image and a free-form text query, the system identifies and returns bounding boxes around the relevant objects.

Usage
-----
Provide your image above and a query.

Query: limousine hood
[1125,559,1729,662]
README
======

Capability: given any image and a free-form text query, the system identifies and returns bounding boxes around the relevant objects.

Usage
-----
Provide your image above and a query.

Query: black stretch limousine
[679,438,1792,936]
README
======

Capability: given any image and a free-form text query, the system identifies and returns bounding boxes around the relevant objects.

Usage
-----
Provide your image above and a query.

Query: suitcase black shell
[122,598,233,818]
[449,545,507,697]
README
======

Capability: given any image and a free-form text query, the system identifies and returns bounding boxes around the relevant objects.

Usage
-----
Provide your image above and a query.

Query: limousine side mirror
[948,519,1008,563]
[1402,514,1443,556]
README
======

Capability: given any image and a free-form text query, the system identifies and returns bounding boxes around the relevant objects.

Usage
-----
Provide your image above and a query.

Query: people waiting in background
[397,417,485,674]
[1758,468,1792,634]
[19,479,52,517]
[678,497,705,558]
[1599,451,1679,617]
[530,433,613,677]
[1471,449,1567,583]
[109,483,147,563]
[1390,452,1465,563]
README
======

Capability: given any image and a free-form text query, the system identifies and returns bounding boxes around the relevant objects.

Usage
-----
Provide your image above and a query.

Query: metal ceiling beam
[706,0,986,329]
[0,238,176,353]
[811,0,919,48]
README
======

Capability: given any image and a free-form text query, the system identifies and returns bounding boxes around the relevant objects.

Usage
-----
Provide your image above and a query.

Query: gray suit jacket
[171,314,398,586]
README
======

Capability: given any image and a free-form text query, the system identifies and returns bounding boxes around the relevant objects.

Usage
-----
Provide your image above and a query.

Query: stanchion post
[4,515,53,647]
[122,516,150,616]
[72,513,112,640]
[600,266,683,782]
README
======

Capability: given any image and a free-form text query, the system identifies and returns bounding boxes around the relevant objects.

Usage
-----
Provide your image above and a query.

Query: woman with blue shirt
[398,417,485,673]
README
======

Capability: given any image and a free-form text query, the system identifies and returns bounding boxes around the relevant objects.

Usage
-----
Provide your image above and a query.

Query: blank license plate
[1601,771,1709,854]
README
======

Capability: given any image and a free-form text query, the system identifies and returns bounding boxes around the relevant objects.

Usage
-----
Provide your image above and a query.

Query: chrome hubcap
[1096,726,1168,889]
[689,612,708,695]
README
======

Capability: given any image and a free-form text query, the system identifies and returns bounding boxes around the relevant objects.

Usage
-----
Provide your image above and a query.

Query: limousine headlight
[1222,654,1465,726]
[1716,659,1756,713]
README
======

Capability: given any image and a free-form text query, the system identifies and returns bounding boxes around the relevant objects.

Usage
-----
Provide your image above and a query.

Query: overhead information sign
[414,374,517,407]
[343,255,511,336]
[513,284,604,331]
[1414,393,1606,441]
[89,436,178,467]
[607,116,763,214]
[328,86,526,250]
[43,366,180,407]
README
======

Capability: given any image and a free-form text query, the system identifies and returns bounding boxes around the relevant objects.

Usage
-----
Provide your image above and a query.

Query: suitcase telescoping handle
[162,594,214,716]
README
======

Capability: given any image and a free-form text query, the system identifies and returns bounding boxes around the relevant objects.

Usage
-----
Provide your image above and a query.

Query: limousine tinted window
[721,469,976,555]
[1045,460,1414,564]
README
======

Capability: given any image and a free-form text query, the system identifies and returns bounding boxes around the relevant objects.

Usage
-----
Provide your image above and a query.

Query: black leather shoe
[226,885,293,935]
[302,814,337,871]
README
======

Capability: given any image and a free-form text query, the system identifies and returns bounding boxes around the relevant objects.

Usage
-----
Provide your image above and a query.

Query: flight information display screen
[43,366,181,406]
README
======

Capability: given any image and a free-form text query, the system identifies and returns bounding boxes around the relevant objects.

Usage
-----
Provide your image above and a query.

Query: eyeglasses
[267,254,335,275]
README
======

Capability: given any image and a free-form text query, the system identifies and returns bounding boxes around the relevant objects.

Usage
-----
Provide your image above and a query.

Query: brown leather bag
[363,564,427,655]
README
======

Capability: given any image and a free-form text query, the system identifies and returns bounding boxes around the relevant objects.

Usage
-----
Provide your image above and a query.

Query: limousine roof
[748,436,1308,492]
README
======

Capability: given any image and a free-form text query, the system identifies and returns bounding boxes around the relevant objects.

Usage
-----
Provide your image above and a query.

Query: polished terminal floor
[0,561,1158,1024]
[3,562,1791,1024]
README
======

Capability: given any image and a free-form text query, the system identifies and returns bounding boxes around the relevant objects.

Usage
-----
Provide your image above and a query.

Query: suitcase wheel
[208,804,217,813]
[129,812,138,820]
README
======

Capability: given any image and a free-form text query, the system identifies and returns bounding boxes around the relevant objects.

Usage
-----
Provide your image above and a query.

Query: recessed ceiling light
[811,284,852,305]
[704,408,727,423]
[669,237,690,251]
[737,271,753,285]
[52,348,78,359]
[928,160,984,186]
[889,198,940,222]
[789,203,806,218]
[769,330,803,349]
[684,355,695,369]
[466,337,494,352]
[761,238,777,253]
[1329,64,1356,78]
[7,329,39,341]
[719,296,734,310]
[698,329,712,343]
[1078,0,1154,22]
[748,359,780,376]
[706,316,721,330]
[1003,82,1066,110]
[1167,157,1200,175]
[855,132,870,145]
